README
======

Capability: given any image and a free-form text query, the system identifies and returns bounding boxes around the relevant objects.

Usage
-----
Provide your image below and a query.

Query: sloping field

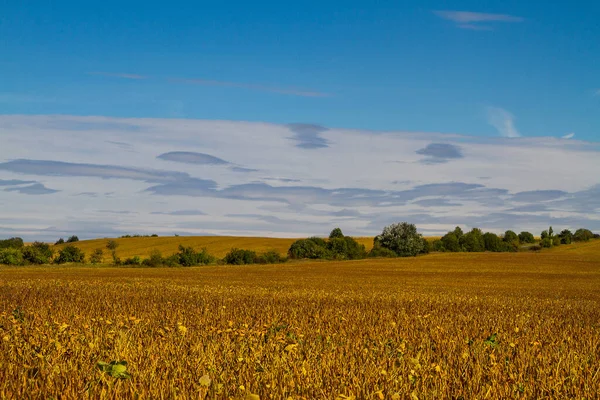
[1,240,599,399]
[54,236,376,258]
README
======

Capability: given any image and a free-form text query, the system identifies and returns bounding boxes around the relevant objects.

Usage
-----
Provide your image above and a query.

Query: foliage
[22,242,54,264]
[367,244,397,258]
[518,232,535,244]
[174,245,214,266]
[503,230,519,244]
[288,239,331,260]
[256,250,286,264]
[431,240,444,252]
[66,235,80,243]
[141,250,165,267]
[440,232,461,252]
[327,236,367,260]
[55,245,86,264]
[89,249,104,264]
[0,237,24,250]
[224,248,258,265]
[106,240,119,251]
[552,236,562,247]
[375,222,424,257]
[0,248,24,265]
[558,229,573,245]
[329,228,344,239]
[539,238,553,248]
[96,360,131,379]
[540,230,549,240]
[459,228,485,252]
[123,256,143,266]
[573,228,594,242]
[55,238,65,245]
[483,232,502,252]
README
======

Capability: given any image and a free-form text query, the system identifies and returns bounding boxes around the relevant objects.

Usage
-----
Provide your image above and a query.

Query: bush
[288,239,330,259]
[558,229,573,244]
[327,236,367,260]
[90,249,104,264]
[419,237,431,254]
[431,239,445,252]
[460,228,485,252]
[539,238,553,248]
[503,230,519,244]
[552,236,562,246]
[224,248,258,265]
[518,232,535,244]
[23,242,54,264]
[256,250,286,264]
[0,248,24,265]
[573,228,594,242]
[123,256,142,266]
[0,237,24,250]
[499,241,519,253]
[329,228,344,239]
[66,235,79,243]
[483,232,502,252]
[440,232,461,252]
[174,245,214,266]
[141,250,164,267]
[540,230,549,240]
[55,238,65,245]
[529,245,542,252]
[368,245,397,258]
[55,245,85,264]
[375,222,424,257]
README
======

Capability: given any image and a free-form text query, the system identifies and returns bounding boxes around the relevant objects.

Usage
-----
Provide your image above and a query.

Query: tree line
[0,224,597,266]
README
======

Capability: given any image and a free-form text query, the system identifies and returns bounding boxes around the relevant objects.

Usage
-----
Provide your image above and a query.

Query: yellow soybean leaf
[199,374,211,387]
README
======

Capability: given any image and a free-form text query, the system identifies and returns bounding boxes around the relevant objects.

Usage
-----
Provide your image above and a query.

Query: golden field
[1,240,599,399]
[53,236,376,259]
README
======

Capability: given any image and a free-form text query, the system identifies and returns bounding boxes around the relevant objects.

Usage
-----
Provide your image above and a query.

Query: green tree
[0,248,24,265]
[460,228,485,252]
[518,232,535,244]
[328,228,344,239]
[558,229,573,244]
[541,230,549,240]
[66,235,79,243]
[375,222,424,257]
[90,249,104,264]
[483,232,502,252]
[22,242,54,264]
[288,239,330,259]
[55,245,85,264]
[224,248,258,265]
[573,228,594,242]
[503,230,519,244]
[106,240,120,264]
[0,237,24,250]
[55,238,65,245]
[440,232,461,252]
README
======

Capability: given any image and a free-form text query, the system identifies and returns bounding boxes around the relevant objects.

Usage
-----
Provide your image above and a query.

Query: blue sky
[2,0,599,138]
[0,1,599,240]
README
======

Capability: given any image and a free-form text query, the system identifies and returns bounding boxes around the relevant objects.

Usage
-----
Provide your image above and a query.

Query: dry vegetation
[1,240,599,399]
[53,236,375,259]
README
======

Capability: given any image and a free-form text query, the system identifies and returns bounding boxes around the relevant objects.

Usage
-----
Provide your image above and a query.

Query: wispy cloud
[594,89,600,96]
[562,133,575,139]
[486,107,521,138]
[88,72,148,80]
[434,10,524,30]
[170,78,330,98]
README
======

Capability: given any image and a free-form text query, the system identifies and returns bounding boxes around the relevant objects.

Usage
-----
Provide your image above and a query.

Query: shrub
[518,232,535,244]
[224,248,258,265]
[327,236,367,260]
[307,237,328,248]
[23,242,54,264]
[503,230,519,244]
[529,245,542,252]
[541,230,549,240]
[431,239,445,252]
[55,238,65,245]
[141,250,164,267]
[539,238,553,248]
[376,222,424,257]
[460,228,485,252]
[288,239,330,259]
[0,237,24,250]
[174,245,214,266]
[256,250,286,264]
[367,245,397,258]
[123,256,142,266]
[573,228,594,242]
[329,228,344,239]
[90,249,104,264]
[483,232,502,252]
[55,245,85,264]
[499,241,519,253]
[552,236,562,246]
[66,235,79,243]
[440,232,461,252]
[419,237,431,254]
[558,229,573,244]
[0,248,24,265]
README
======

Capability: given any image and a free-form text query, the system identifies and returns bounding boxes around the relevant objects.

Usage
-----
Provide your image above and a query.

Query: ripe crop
[1,240,599,399]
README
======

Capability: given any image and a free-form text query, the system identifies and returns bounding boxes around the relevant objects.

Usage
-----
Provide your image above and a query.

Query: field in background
[1,240,599,398]
[54,236,377,258]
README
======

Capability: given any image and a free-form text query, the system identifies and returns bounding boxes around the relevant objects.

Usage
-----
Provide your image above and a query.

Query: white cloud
[562,133,575,139]
[0,114,598,240]
[486,107,521,138]
[433,10,524,30]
